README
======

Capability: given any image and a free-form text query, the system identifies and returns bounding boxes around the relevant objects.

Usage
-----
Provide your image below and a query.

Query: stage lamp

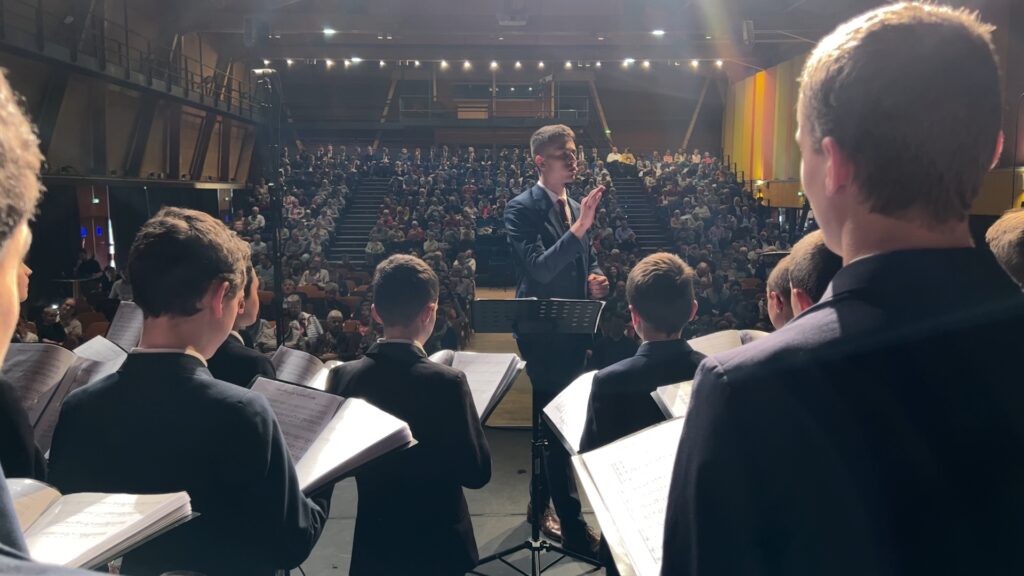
[595,61,602,68]
[538,61,545,69]
[490,61,499,71]
[651,29,665,37]
[379,60,386,68]
[642,60,651,69]
[564,61,572,70]
[323,27,336,36]
[440,60,449,70]
[463,60,472,70]
[690,59,699,68]
[514,61,522,70]
[351,57,363,63]
[325,59,335,68]
[414,60,421,68]
[716,59,724,68]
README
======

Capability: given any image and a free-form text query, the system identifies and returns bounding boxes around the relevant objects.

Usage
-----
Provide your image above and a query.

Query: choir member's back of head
[766,254,794,329]
[626,252,697,340]
[985,209,1024,288]
[127,207,250,357]
[787,230,842,316]
[371,254,439,333]
[0,69,42,364]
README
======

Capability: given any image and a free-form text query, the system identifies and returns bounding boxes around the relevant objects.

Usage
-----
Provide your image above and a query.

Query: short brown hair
[372,254,439,327]
[626,252,695,335]
[767,254,793,306]
[0,69,42,249]
[798,3,1001,225]
[787,231,842,304]
[128,207,250,318]
[530,125,575,158]
[985,209,1024,286]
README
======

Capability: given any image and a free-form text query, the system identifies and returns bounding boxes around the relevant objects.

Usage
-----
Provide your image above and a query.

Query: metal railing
[0,0,261,118]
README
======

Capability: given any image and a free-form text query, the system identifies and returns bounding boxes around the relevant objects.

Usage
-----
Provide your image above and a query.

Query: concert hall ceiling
[178,0,888,70]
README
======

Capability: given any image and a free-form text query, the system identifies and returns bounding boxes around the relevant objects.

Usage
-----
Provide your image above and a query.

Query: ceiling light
[510,87,515,92]
[286,58,294,66]
[463,60,472,70]
[595,61,602,68]
[705,34,713,40]
[690,59,699,68]
[351,57,362,63]
[652,29,666,36]
[323,27,336,36]
[538,61,545,69]
[344,59,351,68]
[623,58,635,68]
[597,36,606,41]
[386,33,392,40]
[377,33,383,40]
[379,60,386,68]
[564,60,572,69]
[642,60,651,69]
[490,61,498,70]
[514,61,522,70]
[674,61,680,66]
[498,36,504,41]
[715,59,724,68]
[414,60,421,68]
[263,59,270,66]
[325,59,335,68]
[440,60,449,70]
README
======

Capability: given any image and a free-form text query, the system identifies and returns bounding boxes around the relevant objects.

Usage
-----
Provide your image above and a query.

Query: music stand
[470,298,605,576]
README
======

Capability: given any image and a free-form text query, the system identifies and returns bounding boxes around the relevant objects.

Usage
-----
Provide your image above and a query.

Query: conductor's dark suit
[662,248,1024,576]
[207,331,276,388]
[0,376,46,480]
[579,339,704,452]
[48,352,330,576]
[505,184,603,539]
[327,341,491,576]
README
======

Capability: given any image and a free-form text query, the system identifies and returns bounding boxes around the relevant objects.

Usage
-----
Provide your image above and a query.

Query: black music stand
[470,298,605,576]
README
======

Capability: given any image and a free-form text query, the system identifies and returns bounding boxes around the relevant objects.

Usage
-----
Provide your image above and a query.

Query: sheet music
[106,302,144,351]
[7,478,61,532]
[687,330,744,356]
[428,349,455,366]
[24,491,189,568]
[740,329,769,344]
[251,377,343,463]
[294,397,413,493]
[271,347,327,387]
[450,352,519,418]
[307,360,342,392]
[578,418,686,576]
[542,371,596,454]
[0,344,77,426]
[652,381,694,419]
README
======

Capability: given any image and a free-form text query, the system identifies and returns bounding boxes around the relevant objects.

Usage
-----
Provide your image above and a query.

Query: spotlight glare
[564,60,572,69]
[597,36,606,41]
[440,59,449,70]
[690,59,699,68]
[642,60,651,69]
[414,60,421,67]
[715,59,724,68]
[514,61,522,69]
[538,61,545,69]
[705,34,713,40]
[351,57,363,63]
[490,60,498,70]
[595,61,602,68]
[379,60,386,68]
[263,59,270,66]
[286,58,294,66]
[323,27,336,36]
[651,29,666,36]
[325,58,335,68]
[344,59,351,68]
[463,60,472,70]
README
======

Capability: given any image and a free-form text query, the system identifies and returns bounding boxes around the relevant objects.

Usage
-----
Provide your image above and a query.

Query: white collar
[228,331,244,344]
[376,338,426,355]
[537,182,567,205]
[130,347,209,367]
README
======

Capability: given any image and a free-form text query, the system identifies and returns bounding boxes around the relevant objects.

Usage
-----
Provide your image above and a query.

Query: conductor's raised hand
[588,274,610,300]
[570,185,605,240]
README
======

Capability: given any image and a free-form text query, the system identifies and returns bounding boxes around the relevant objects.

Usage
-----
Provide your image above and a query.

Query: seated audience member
[580,253,705,453]
[49,207,330,576]
[663,5,1024,575]
[765,254,795,329]
[327,254,491,576]
[58,298,82,348]
[315,309,347,360]
[208,265,276,388]
[282,293,323,351]
[786,230,842,316]
[73,249,101,278]
[985,208,1024,287]
[98,265,116,294]
[36,305,65,345]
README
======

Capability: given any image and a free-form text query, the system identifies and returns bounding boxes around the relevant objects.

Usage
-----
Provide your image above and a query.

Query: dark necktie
[556,198,572,230]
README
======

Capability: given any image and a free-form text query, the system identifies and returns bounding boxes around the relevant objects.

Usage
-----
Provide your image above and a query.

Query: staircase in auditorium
[329,177,390,266]
[611,175,673,252]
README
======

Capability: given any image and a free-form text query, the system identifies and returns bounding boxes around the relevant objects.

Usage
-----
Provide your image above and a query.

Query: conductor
[504,124,608,555]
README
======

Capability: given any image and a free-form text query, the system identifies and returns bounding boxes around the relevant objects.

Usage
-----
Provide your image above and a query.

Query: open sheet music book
[572,417,686,576]
[106,301,144,351]
[651,381,694,420]
[428,350,523,422]
[1,337,127,453]
[250,377,414,493]
[687,329,769,357]
[270,346,342,391]
[7,478,192,569]
[541,371,597,454]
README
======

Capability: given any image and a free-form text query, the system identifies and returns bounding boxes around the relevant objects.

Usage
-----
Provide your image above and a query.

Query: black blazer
[505,184,603,300]
[0,377,45,481]
[662,248,1024,576]
[580,339,704,453]
[207,332,276,388]
[327,341,491,576]
[48,352,329,576]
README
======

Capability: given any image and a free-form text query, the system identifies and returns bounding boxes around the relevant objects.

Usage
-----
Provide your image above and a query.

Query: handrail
[0,0,260,118]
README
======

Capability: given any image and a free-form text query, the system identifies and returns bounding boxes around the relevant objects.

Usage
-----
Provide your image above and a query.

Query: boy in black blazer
[49,207,329,576]
[327,254,491,576]
[580,253,705,453]
[207,264,276,388]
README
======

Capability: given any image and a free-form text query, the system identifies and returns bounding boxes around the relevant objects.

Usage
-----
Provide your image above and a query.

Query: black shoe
[562,524,600,559]
[525,503,562,541]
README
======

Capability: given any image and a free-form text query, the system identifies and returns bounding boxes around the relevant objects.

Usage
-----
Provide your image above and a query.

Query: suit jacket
[0,377,46,481]
[662,248,1024,576]
[207,332,276,388]
[580,339,704,452]
[505,184,603,300]
[48,352,329,576]
[327,341,491,576]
